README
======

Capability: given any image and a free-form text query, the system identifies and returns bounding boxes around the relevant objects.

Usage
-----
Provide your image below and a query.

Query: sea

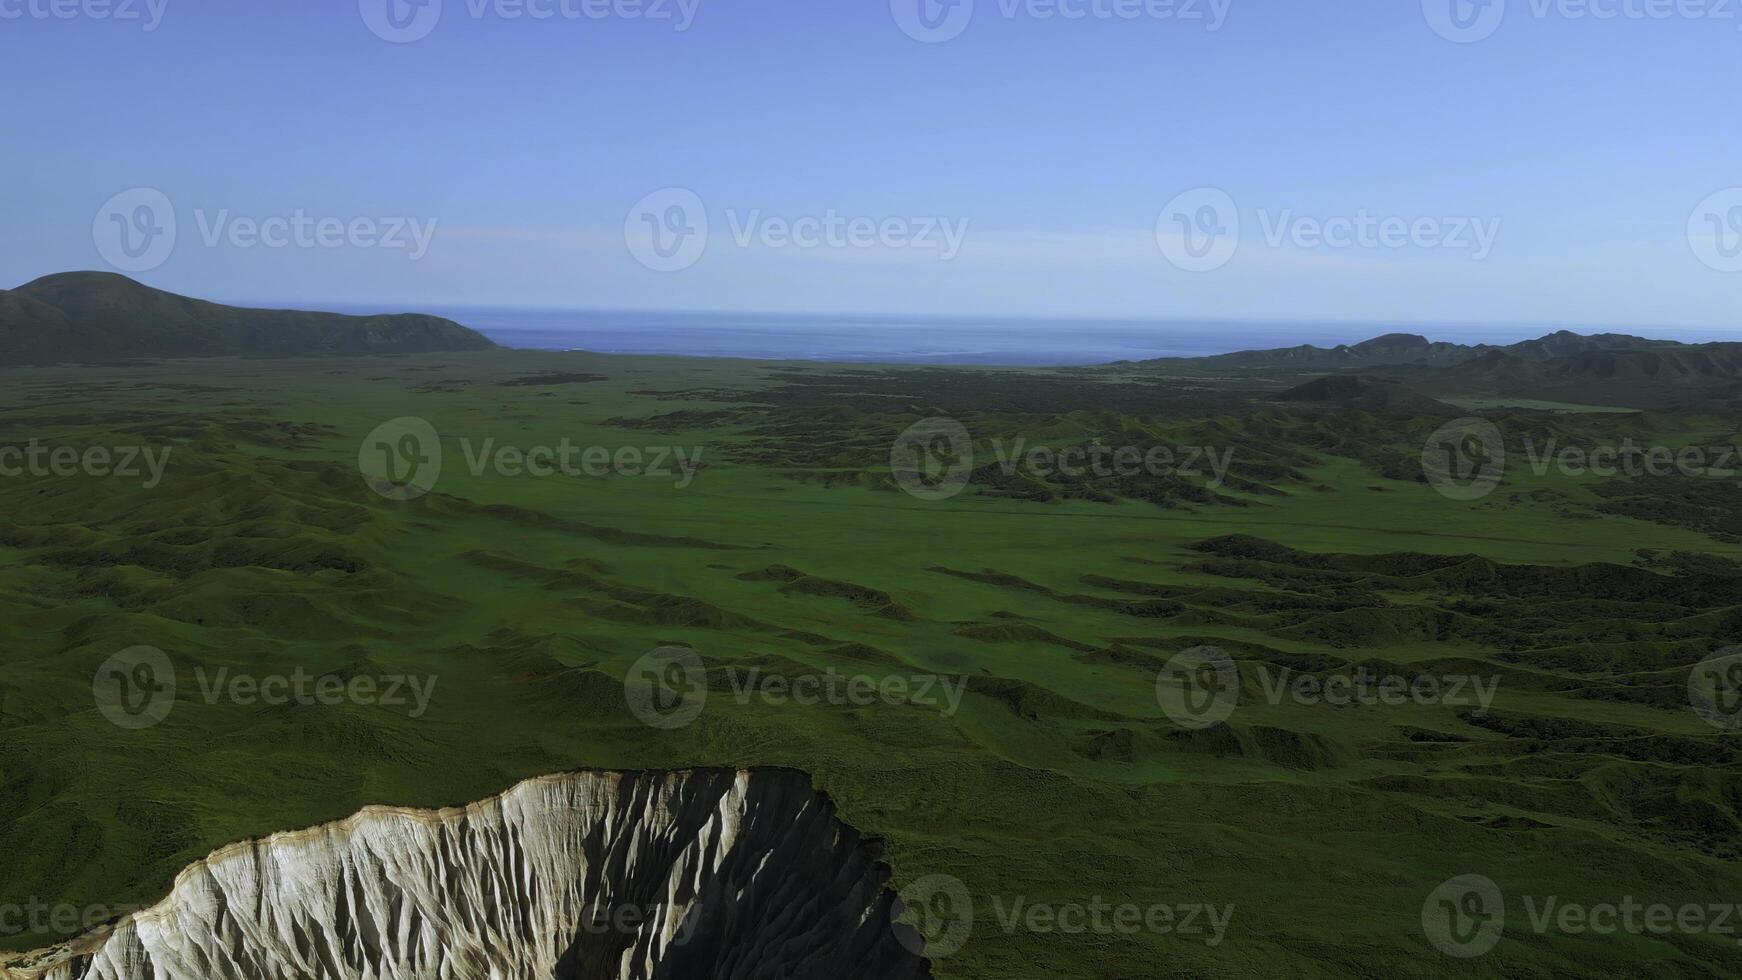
[317,307,1735,367]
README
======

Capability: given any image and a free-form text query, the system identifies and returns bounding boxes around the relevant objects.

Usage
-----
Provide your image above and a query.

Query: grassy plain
[2,350,1740,978]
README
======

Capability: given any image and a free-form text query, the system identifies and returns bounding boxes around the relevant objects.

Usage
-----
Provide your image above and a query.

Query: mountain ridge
[1131,328,1689,372]
[1133,326,1742,410]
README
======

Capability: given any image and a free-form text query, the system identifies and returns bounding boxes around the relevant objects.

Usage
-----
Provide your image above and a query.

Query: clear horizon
[237,294,1741,347]
[14,269,1740,349]
[7,1,1742,331]
[306,299,1742,363]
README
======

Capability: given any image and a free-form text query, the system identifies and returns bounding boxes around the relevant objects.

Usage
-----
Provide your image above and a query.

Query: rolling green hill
[0,272,495,364]
[1277,374,1460,415]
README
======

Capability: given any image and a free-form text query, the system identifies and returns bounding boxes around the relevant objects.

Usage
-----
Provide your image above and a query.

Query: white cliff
[0,769,931,980]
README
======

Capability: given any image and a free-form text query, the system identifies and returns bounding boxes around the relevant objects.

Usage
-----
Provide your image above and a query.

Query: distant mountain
[1136,329,1678,373]
[1447,345,1742,385]
[1501,329,1671,360]
[1421,344,1742,408]
[1266,341,1742,411]
[1137,332,1477,371]
[1131,327,1742,410]
[0,272,495,364]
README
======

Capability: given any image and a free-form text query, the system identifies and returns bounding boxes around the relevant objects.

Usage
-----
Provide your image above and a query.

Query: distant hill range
[1143,329,1742,410]
[1442,344,1742,386]
[1138,330,1691,372]
[0,272,495,364]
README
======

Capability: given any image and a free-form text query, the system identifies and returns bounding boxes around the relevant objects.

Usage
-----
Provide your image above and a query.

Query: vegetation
[0,273,494,364]
[1,331,1739,977]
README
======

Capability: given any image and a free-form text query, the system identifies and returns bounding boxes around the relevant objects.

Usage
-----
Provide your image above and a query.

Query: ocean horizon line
[219,300,1742,366]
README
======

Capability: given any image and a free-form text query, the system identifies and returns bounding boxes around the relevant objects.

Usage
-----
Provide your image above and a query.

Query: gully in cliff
[0,769,934,980]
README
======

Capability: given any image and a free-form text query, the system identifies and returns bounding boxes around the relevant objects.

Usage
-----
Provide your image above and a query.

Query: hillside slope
[0,272,494,363]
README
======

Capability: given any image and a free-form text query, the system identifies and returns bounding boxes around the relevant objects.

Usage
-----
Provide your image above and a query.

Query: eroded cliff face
[0,769,931,980]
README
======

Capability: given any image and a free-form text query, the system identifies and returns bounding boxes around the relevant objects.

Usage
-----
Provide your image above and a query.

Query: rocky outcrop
[0,769,931,980]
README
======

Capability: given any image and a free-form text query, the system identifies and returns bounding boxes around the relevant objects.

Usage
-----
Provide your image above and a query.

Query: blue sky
[3,0,1740,331]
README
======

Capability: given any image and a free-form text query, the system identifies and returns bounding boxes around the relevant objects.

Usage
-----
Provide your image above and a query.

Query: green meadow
[2,350,1739,978]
